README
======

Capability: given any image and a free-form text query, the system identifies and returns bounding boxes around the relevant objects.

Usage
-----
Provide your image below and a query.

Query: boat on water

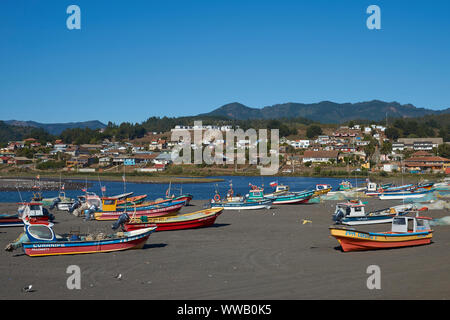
[332,200,421,225]
[123,207,224,232]
[5,220,156,257]
[378,189,434,200]
[210,190,272,210]
[94,198,185,221]
[330,215,433,252]
[0,202,54,227]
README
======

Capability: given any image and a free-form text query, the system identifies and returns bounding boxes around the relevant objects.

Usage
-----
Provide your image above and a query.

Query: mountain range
[199,100,450,123]
[2,100,449,136]
[4,120,107,135]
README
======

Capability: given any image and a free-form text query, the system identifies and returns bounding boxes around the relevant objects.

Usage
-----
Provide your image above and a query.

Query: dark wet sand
[0,199,449,300]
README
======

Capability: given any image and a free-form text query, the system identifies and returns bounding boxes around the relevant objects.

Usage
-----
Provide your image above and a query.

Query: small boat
[164,183,193,205]
[313,184,332,197]
[263,184,290,198]
[379,189,434,200]
[248,184,314,204]
[0,202,54,227]
[332,200,419,225]
[42,192,74,207]
[123,207,224,232]
[338,180,353,191]
[5,220,156,257]
[330,215,433,252]
[210,190,272,210]
[94,199,185,221]
[116,194,148,206]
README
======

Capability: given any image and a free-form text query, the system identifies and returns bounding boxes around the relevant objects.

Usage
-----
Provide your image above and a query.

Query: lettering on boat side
[366,265,381,290]
[66,265,81,290]
[66,5,81,30]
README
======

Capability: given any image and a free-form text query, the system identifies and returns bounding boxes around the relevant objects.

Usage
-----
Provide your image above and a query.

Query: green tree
[306,125,323,139]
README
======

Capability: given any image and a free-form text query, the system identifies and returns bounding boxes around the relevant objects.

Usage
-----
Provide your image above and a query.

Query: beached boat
[116,194,148,206]
[330,215,433,252]
[94,199,185,221]
[123,207,224,232]
[313,184,332,197]
[332,200,420,225]
[164,183,193,205]
[42,192,74,207]
[248,185,315,204]
[378,189,434,200]
[5,220,156,257]
[211,199,272,210]
[0,202,54,227]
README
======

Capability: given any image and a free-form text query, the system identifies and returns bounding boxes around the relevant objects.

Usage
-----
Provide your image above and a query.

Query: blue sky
[1,0,449,124]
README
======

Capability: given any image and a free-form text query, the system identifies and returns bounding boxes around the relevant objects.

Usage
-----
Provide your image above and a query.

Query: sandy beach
[0,198,449,300]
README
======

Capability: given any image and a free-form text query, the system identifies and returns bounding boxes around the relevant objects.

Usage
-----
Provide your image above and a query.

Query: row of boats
[1,177,448,256]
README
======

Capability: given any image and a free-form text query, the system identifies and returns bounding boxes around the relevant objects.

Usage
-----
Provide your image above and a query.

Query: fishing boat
[42,192,74,208]
[338,180,353,191]
[263,183,290,198]
[164,183,193,205]
[210,190,272,210]
[332,200,420,225]
[330,215,433,252]
[5,220,156,257]
[99,197,178,212]
[248,184,315,204]
[313,184,332,197]
[94,199,185,221]
[378,189,434,200]
[123,207,224,232]
[0,202,54,227]
[117,194,148,206]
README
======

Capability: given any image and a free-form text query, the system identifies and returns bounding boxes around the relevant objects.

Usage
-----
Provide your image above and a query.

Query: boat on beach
[330,215,433,252]
[5,220,156,257]
[248,184,315,204]
[94,198,185,221]
[0,202,54,227]
[332,200,421,225]
[123,207,224,232]
[378,189,434,200]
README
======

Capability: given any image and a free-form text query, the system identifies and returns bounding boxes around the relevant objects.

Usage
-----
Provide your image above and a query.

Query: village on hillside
[0,122,449,176]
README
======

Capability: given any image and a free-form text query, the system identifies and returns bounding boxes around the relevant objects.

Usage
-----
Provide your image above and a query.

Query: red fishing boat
[123,207,223,232]
[94,200,185,221]
[5,220,156,257]
[0,203,54,227]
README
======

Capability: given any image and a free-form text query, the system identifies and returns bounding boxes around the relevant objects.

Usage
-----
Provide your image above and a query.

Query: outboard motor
[43,207,55,221]
[332,207,345,224]
[83,204,98,221]
[49,197,61,210]
[112,212,130,231]
[69,200,81,214]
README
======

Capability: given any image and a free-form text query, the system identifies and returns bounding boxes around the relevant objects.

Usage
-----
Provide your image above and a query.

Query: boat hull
[379,190,433,200]
[330,228,433,252]
[22,228,155,257]
[94,202,184,221]
[124,209,223,232]
[211,201,272,210]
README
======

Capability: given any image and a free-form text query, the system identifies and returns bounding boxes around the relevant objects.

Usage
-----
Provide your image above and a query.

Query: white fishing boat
[332,200,421,225]
[379,189,434,200]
